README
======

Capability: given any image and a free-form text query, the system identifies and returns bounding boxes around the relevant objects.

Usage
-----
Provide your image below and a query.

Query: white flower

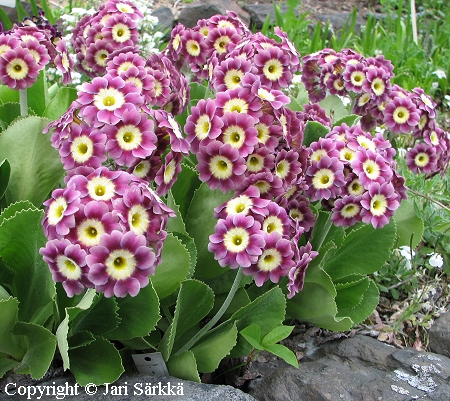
[432,70,447,79]
[398,246,415,270]
[428,252,443,268]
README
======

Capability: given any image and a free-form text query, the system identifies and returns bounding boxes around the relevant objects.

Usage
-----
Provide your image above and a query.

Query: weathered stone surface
[317,13,365,34]
[429,312,450,358]
[0,373,257,401]
[177,0,250,28]
[152,6,175,41]
[248,335,450,401]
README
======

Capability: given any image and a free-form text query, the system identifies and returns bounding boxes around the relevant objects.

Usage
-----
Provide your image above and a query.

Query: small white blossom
[428,253,443,268]
[432,70,447,79]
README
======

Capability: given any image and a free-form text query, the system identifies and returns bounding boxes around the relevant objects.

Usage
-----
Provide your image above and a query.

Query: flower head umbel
[40,239,91,297]
[209,214,265,269]
[87,230,156,297]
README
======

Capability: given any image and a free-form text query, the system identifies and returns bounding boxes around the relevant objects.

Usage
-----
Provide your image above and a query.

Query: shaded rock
[152,7,175,40]
[248,335,450,401]
[0,373,257,401]
[429,312,450,357]
[317,13,365,34]
[243,3,296,30]
[177,0,250,28]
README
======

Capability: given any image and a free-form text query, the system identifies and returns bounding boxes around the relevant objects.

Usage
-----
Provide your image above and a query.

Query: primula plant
[0,0,448,386]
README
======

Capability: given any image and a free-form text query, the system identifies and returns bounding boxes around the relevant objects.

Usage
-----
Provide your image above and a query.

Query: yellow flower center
[223,227,250,253]
[77,219,105,247]
[106,249,136,280]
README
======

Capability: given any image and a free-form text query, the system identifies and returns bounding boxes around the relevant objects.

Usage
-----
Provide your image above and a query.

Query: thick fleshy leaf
[185,183,233,280]
[0,297,24,360]
[0,103,21,129]
[151,234,191,300]
[170,164,201,218]
[0,159,10,201]
[227,287,286,357]
[393,199,424,249]
[303,121,330,147]
[166,192,188,236]
[0,207,55,324]
[27,70,49,115]
[286,281,353,331]
[43,87,77,121]
[336,278,379,325]
[0,352,19,378]
[166,350,200,382]
[319,94,348,124]
[56,289,97,370]
[310,211,345,250]
[191,322,238,373]
[106,282,160,340]
[333,114,361,128]
[12,322,57,379]
[69,336,124,386]
[159,280,214,360]
[73,295,119,337]
[323,220,396,281]
[0,116,64,207]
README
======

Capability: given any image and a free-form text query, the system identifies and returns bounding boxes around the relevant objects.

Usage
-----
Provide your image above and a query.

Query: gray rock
[248,335,450,401]
[243,3,293,30]
[429,312,450,357]
[0,373,256,401]
[177,0,250,29]
[317,13,365,34]
[152,7,175,40]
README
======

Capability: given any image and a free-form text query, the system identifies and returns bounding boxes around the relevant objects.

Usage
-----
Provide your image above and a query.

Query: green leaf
[170,164,201,219]
[336,278,379,325]
[68,331,95,349]
[393,199,424,249]
[323,220,396,281]
[191,322,238,373]
[106,282,160,340]
[12,322,57,379]
[159,280,214,360]
[69,336,124,386]
[73,295,119,336]
[227,287,286,357]
[333,114,361,128]
[286,282,353,331]
[0,159,10,200]
[210,287,250,320]
[43,87,77,121]
[189,82,208,102]
[261,326,294,347]
[0,103,21,128]
[240,324,263,350]
[185,183,233,280]
[0,297,24,360]
[166,191,188,235]
[0,116,64,207]
[166,350,200,382]
[263,343,298,368]
[319,94,348,123]
[303,121,330,147]
[151,233,191,300]
[310,212,345,250]
[27,71,49,115]
[0,352,19,378]
[0,200,34,225]
[56,289,97,370]
[0,208,56,324]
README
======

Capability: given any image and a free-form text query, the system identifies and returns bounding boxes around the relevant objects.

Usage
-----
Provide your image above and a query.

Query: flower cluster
[0,12,73,88]
[301,49,450,175]
[166,15,321,295]
[305,123,407,228]
[70,0,144,77]
[40,2,191,298]
[40,167,174,297]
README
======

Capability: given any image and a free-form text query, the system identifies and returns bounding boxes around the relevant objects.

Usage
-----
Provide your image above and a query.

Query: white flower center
[224,69,243,89]
[226,195,253,216]
[128,204,149,235]
[263,216,283,235]
[106,249,136,280]
[47,197,68,226]
[258,248,282,272]
[210,155,233,179]
[223,227,250,253]
[87,176,116,201]
[370,194,388,216]
[312,169,335,189]
[56,255,82,280]
[70,136,94,163]
[93,87,125,111]
[263,59,283,81]
[6,58,29,80]
[77,218,105,247]
[117,125,142,150]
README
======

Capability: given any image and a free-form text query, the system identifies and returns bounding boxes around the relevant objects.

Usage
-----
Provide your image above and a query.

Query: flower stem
[19,89,28,117]
[174,267,243,355]
[407,187,450,213]
[314,214,333,251]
